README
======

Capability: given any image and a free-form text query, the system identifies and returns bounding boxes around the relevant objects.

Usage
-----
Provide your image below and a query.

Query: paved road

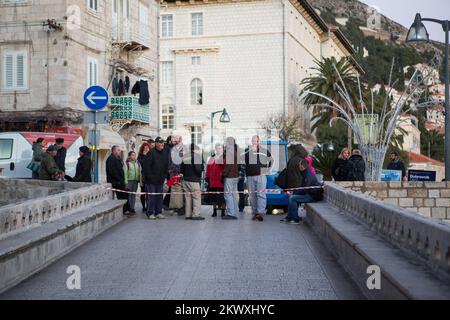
[1,206,363,300]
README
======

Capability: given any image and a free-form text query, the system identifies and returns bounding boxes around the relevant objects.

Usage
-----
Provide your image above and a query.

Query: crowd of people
[105,135,323,225]
[29,137,92,183]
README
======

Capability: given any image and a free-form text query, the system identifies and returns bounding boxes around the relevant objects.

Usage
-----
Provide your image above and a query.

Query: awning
[97,125,126,151]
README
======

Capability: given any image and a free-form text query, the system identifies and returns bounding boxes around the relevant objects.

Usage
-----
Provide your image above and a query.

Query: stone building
[0,0,159,158]
[159,0,362,150]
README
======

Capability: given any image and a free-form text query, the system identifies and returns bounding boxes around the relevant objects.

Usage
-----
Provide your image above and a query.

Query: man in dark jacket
[142,137,170,220]
[73,146,92,183]
[347,149,365,181]
[54,138,67,172]
[106,145,131,215]
[242,135,273,222]
[282,159,322,225]
[286,144,308,189]
[387,151,407,181]
[181,144,205,220]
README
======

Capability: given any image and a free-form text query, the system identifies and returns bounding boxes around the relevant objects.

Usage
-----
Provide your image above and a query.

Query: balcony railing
[110,96,150,124]
[112,20,150,51]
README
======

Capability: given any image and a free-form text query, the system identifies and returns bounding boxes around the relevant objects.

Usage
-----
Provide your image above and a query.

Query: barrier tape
[105,185,324,196]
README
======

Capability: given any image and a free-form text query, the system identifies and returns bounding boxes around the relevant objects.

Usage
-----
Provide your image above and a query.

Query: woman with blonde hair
[332,148,350,181]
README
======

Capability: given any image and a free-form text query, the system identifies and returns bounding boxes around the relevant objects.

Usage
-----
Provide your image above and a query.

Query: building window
[192,56,201,65]
[191,13,203,36]
[161,15,173,38]
[190,126,203,146]
[161,62,173,86]
[190,78,203,105]
[87,57,98,87]
[0,139,13,160]
[88,0,98,11]
[161,104,175,129]
[2,50,28,91]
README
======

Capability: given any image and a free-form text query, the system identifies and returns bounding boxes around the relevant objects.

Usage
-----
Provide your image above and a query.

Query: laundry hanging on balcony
[139,80,149,106]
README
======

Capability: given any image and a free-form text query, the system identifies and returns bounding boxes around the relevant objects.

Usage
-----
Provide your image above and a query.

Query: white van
[0,132,83,179]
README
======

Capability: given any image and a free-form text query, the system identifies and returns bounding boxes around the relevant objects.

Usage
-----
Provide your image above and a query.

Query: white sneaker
[148,215,157,220]
[156,214,166,220]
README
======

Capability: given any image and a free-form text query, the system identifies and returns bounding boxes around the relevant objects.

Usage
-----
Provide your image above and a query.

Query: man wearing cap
[54,138,67,173]
[73,146,92,182]
[142,137,170,220]
[39,145,62,180]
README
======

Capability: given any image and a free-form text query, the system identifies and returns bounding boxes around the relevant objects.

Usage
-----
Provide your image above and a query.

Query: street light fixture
[407,13,449,180]
[210,108,231,155]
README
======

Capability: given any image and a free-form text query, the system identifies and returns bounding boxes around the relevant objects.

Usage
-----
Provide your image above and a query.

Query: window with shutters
[2,50,28,91]
[87,0,98,12]
[87,57,99,87]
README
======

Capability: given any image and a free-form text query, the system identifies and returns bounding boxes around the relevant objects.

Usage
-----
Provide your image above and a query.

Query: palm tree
[301,57,360,150]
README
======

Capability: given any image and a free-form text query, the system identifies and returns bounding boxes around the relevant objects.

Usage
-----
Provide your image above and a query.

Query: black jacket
[74,155,92,183]
[139,80,150,105]
[387,160,406,178]
[347,155,365,181]
[142,147,170,185]
[181,152,204,183]
[332,158,349,181]
[106,154,125,188]
[54,147,67,172]
[243,146,272,177]
[286,145,308,188]
[295,168,322,201]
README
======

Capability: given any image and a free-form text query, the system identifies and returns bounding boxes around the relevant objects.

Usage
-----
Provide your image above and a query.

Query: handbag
[27,162,40,173]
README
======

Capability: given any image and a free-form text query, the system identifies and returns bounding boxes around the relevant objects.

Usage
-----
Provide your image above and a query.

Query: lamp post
[210,108,231,155]
[407,13,449,180]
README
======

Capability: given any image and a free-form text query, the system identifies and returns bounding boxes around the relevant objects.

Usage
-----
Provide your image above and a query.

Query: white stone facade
[159,0,356,150]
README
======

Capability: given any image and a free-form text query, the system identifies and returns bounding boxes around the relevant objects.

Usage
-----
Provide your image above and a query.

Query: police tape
[105,185,324,196]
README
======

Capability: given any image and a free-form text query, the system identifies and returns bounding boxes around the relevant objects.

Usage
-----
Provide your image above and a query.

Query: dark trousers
[146,183,164,216]
[140,184,147,211]
[238,178,245,212]
[114,187,130,214]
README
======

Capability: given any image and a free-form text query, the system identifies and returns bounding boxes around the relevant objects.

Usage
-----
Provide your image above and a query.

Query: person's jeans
[287,194,314,222]
[146,183,164,216]
[238,178,245,212]
[182,181,202,218]
[127,181,139,211]
[247,175,267,215]
[224,178,239,217]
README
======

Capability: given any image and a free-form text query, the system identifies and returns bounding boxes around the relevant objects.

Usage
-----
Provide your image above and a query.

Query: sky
[359,0,450,43]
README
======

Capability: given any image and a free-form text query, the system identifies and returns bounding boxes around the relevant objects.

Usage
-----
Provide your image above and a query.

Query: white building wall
[160,0,284,148]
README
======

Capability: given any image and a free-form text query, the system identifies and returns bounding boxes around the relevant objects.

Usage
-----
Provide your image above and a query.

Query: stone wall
[0,179,110,239]
[336,181,450,221]
[0,179,91,206]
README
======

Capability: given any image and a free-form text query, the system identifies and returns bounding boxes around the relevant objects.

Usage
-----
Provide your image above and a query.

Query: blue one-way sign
[84,85,109,111]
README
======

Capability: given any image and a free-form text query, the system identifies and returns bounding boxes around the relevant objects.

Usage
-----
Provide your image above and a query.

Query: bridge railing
[324,182,450,283]
[0,180,113,240]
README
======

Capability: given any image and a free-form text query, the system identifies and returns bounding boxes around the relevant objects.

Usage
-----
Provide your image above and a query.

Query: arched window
[191,78,203,105]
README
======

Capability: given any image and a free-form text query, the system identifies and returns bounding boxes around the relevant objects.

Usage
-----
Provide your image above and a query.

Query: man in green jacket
[39,146,62,180]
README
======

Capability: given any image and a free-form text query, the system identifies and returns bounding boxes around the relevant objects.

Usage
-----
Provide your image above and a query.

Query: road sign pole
[94,111,98,184]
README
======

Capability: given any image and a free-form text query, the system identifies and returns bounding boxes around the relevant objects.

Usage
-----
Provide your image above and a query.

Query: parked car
[0,132,83,179]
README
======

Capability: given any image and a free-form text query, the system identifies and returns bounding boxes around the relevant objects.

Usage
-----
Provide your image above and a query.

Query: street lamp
[210,108,230,155]
[407,13,449,180]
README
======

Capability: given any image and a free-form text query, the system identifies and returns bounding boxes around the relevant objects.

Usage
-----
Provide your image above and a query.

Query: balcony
[110,96,150,131]
[111,20,150,51]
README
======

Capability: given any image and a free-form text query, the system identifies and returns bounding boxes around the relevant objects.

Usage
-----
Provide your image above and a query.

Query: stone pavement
[0,206,364,300]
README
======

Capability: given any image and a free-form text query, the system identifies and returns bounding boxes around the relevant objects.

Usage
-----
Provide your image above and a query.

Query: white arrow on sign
[86,91,108,105]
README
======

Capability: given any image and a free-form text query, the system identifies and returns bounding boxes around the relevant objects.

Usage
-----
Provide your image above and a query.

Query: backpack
[275,168,288,190]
